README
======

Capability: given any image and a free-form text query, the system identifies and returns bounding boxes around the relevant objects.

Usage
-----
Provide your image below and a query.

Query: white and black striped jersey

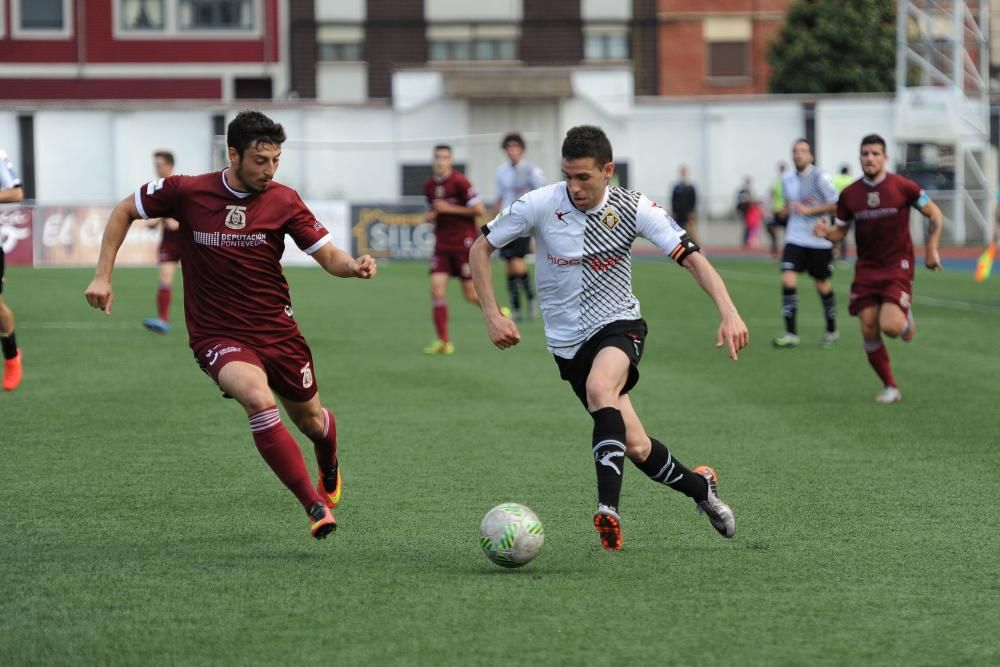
[782,164,837,249]
[483,182,697,358]
[0,150,21,190]
[495,160,546,210]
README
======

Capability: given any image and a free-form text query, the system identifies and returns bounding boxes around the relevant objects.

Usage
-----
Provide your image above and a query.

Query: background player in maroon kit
[815,134,942,404]
[422,144,486,355]
[142,150,182,334]
[85,111,377,538]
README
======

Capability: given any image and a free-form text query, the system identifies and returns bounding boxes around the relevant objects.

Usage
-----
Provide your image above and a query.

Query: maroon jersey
[423,171,481,251]
[135,170,331,348]
[835,173,926,279]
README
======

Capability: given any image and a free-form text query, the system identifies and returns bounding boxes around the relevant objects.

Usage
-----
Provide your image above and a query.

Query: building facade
[0,0,288,101]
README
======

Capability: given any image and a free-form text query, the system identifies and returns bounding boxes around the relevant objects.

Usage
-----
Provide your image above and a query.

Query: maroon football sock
[864,339,897,388]
[432,300,449,342]
[249,407,322,511]
[157,285,171,322]
[310,407,339,478]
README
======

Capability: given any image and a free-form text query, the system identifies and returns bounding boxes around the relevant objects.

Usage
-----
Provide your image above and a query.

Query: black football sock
[781,287,798,335]
[590,407,626,512]
[506,274,520,312]
[820,290,837,332]
[518,273,534,301]
[633,437,707,502]
[1,331,17,360]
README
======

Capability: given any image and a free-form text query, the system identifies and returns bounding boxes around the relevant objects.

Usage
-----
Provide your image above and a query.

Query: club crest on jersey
[867,192,880,208]
[601,207,621,230]
[225,205,248,230]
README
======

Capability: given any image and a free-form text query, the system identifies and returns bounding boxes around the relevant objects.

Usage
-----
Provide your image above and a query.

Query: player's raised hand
[84,277,114,316]
[926,247,942,271]
[813,219,831,238]
[715,311,749,361]
[486,311,521,350]
[351,255,377,279]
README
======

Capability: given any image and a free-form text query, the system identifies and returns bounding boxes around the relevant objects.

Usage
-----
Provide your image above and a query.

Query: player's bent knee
[882,323,904,338]
[238,389,276,415]
[624,433,651,461]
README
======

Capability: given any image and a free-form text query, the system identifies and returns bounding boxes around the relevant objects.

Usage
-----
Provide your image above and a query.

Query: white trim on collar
[221,169,252,199]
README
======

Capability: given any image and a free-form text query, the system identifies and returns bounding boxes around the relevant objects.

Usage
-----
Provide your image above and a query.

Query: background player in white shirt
[0,149,24,391]
[774,139,840,349]
[470,125,749,551]
[494,133,546,321]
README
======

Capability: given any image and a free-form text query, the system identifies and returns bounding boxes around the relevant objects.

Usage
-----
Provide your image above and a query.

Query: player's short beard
[234,159,265,193]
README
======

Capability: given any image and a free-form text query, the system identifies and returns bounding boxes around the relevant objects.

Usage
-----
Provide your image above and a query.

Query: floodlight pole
[895,0,991,244]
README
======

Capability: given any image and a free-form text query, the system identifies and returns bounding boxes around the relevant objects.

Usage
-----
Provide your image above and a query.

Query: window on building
[121,0,166,31]
[584,30,629,61]
[318,25,364,62]
[19,0,67,30]
[427,24,518,62]
[179,0,254,30]
[319,42,363,62]
[704,16,751,80]
[707,42,749,78]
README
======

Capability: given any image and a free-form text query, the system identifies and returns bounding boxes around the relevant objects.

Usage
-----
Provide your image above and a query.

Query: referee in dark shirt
[670,165,698,244]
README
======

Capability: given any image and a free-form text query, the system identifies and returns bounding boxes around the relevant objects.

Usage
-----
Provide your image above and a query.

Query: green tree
[767,0,896,94]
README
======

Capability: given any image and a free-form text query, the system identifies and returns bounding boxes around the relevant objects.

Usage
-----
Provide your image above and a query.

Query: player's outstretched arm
[920,200,944,270]
[310,242,377,279]
[469,235,521,350]
[681,252,749,360]
[85,195,141,316]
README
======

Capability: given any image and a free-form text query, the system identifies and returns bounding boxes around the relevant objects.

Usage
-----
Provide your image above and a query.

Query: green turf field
[2,258,997,666]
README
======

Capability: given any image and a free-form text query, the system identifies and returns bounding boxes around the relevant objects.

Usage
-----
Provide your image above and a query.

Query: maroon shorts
[158,232,183,263]
[848,274,913,316]
[430,248,472,280]
[193,335,318,403]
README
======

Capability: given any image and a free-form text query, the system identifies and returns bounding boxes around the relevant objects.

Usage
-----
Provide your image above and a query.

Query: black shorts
[781,243,833,280]
[554,318,648,410]
[499,236,531,260]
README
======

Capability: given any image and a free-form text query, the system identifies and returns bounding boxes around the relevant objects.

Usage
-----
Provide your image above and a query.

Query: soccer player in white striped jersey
[470,126,749,550]
[0,149,25,391]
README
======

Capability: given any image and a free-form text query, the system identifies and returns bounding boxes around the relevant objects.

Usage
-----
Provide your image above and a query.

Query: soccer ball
[479,502,544,568]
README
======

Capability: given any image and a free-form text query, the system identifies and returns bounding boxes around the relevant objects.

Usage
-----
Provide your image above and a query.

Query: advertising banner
[34,205,160,267]
[350,203,433,260]
[24,201,352,268]
[0,206,33,266]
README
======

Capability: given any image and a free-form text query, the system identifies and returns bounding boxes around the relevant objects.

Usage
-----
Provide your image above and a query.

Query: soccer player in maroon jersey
[85,111,377,538]
[815,134,942,404]
[142,150,182,334]
[422,144,486,355]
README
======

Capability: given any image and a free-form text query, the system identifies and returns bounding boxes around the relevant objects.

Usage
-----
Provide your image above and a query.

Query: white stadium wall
[7,80,896,219]
[815,99,896,178]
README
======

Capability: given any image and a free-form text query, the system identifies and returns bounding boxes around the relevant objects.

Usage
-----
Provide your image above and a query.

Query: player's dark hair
[502,133,525,149]
[840,165,849,175]
[562,125,613,166]
[227,110,286,156]
[860,134,887,151]
[793,137,812,150]
[153,150,174,166]
[434,144,452,155]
